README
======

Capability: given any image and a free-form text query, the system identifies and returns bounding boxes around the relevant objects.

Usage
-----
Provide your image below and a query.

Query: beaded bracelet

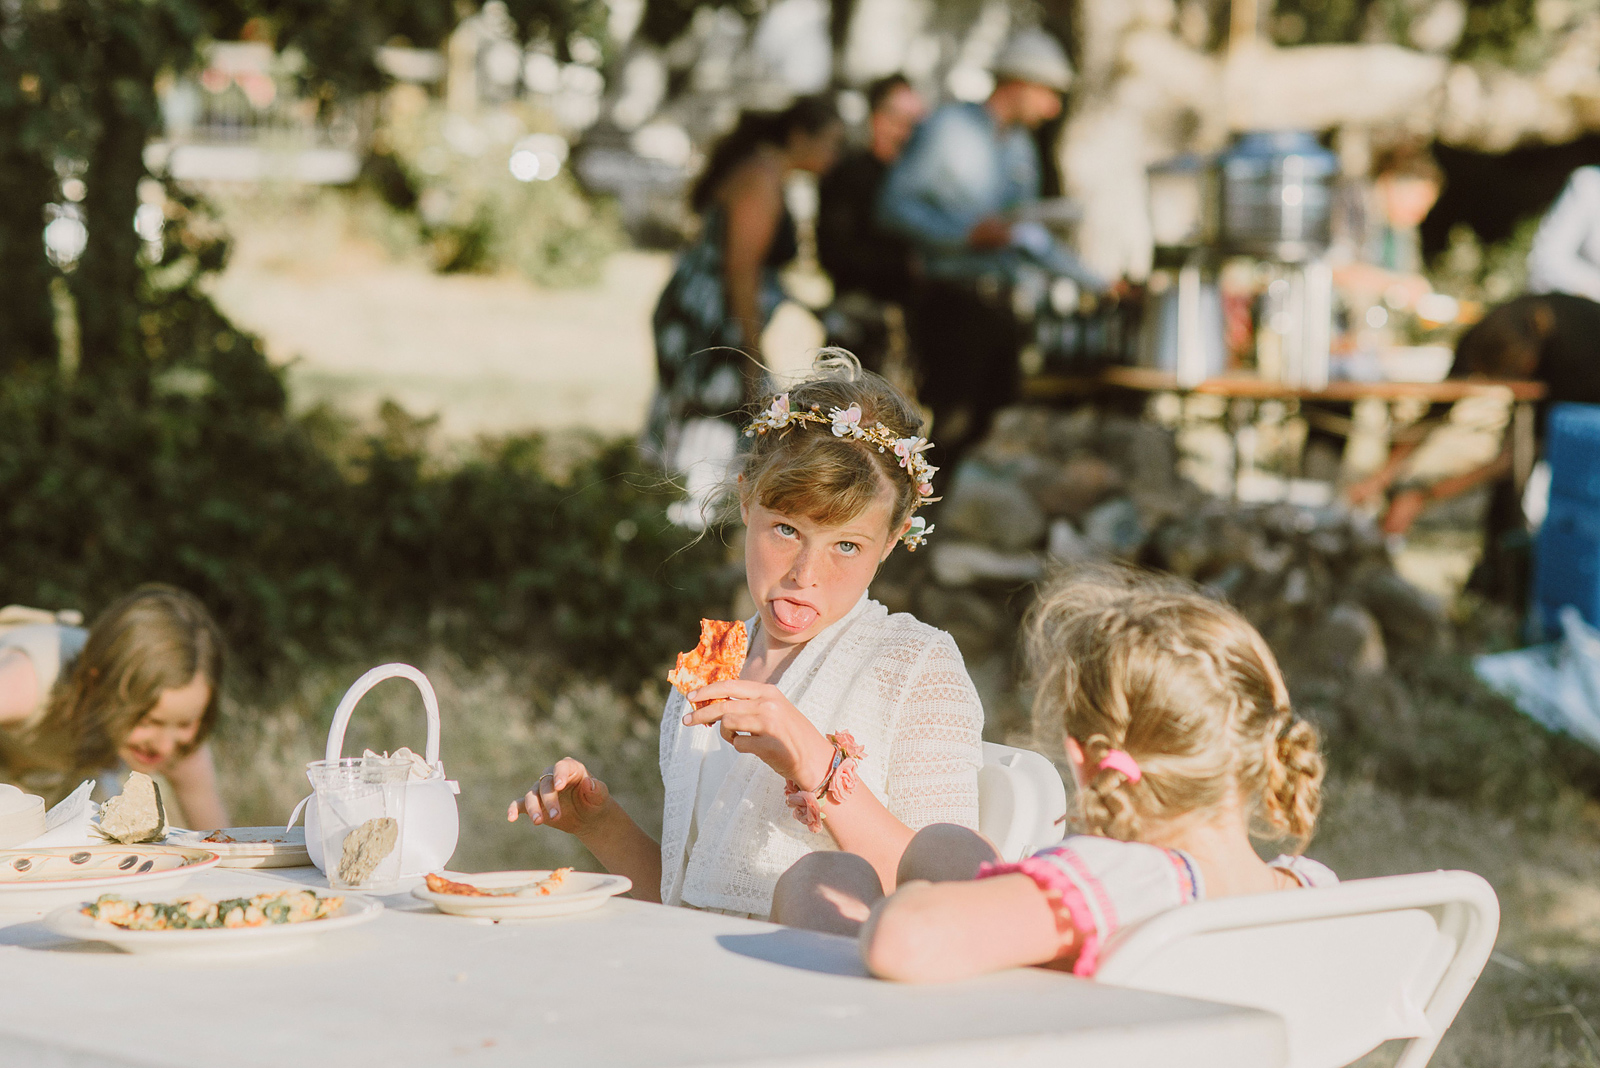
[785,731,866,833]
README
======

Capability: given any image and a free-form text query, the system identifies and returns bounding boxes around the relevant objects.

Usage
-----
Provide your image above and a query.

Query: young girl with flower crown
[509,352,984,920]
[782,566,1334,978]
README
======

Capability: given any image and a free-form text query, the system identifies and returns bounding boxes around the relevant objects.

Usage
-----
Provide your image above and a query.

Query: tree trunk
[0,126,60,373]
[73,45,156,375]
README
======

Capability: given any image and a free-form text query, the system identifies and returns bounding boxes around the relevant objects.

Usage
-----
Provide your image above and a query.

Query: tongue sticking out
[771,599,820,633]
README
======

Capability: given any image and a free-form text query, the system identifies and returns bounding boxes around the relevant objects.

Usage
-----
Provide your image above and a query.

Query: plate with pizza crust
[412,869,632,919]
[164,827,311,868]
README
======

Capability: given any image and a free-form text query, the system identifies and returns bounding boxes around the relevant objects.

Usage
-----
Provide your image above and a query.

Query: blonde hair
[1026,566,1324,850]
[740,350,926,535]
[44,584,225,776]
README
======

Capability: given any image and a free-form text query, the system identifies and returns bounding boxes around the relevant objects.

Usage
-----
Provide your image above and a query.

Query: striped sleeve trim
[977,847,1107,977]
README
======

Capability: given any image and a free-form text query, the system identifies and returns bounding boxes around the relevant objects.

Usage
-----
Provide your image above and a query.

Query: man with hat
[877,28,1105,471]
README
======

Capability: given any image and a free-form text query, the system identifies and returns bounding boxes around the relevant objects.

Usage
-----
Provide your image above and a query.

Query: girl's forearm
[165,744,229,830]
[576,802,663,903]
[818,786,915,892]
[861,875,1062,983]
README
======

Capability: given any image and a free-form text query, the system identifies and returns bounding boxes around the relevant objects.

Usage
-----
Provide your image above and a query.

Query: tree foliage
[0,0,605,376]
[0,0,728,683]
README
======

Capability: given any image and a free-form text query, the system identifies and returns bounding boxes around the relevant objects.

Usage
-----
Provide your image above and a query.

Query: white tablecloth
[0,865,1286,1067]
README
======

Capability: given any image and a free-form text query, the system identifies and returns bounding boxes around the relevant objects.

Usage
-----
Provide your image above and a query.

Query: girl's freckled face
[742,489,898,648]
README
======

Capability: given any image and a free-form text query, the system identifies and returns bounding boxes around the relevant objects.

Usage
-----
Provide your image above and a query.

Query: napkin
[362,747,435,780]
[16,780,98,848]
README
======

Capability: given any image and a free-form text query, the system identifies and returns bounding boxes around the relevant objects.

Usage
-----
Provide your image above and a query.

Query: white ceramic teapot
[289,664,460,878]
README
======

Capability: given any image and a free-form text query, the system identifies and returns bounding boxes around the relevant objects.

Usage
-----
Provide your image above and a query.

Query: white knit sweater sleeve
[882,630,984,831]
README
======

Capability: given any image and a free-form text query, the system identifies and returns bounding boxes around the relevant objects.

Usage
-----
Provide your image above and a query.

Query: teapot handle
[324,663,441,767]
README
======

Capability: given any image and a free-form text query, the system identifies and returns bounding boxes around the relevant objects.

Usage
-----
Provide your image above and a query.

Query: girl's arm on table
[860,873,1065,983]
[511,758,663,902]
[164,743,229,829]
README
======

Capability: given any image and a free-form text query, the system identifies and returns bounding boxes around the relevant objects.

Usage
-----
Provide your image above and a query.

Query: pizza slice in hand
[667,619,749,710]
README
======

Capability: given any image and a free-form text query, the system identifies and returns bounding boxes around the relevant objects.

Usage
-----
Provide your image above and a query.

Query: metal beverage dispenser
[1141,154,1225,387]
[1218,131,1339,389]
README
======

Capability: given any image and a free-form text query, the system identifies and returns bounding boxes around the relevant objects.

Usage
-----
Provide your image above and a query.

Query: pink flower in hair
[767,393,791,422]
[893,437,923,465]
[826,757,859,804]
[830,404,864,438]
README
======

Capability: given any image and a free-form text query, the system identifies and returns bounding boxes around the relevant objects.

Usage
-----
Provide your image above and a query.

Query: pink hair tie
[1098,749,1142,783]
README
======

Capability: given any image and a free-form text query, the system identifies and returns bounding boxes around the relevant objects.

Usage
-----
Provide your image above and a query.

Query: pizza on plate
[424,869,573,898]
[666,619,748,709]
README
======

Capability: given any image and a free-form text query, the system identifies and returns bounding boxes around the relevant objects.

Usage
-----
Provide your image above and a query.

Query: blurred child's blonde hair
[1026,566,1324,850]
[739,350,925,536]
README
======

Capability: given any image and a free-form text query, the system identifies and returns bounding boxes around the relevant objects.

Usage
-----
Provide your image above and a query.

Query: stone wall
[871,403,1447,742]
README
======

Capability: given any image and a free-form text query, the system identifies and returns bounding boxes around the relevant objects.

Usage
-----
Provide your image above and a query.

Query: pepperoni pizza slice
[667,618,749,709]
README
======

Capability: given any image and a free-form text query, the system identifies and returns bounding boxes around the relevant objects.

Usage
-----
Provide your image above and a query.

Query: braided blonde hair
[1026,566,1324,850]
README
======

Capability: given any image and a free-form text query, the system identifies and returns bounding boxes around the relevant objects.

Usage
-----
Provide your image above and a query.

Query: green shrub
[377,99,624,287]
[0,285,732,686]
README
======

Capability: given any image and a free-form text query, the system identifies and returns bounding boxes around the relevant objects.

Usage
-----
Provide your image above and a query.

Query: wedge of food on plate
[414,868,631,919]
[425,869,572,897]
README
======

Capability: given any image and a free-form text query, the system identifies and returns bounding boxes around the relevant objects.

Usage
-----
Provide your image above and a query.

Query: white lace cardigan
[658,594,985,918]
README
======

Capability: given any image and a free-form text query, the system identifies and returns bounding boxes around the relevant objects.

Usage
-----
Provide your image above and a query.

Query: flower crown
[744,394,938,550]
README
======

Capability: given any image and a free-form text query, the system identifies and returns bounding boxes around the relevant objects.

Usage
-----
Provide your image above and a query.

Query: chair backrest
[1095,870,1500,1068]
[977,741,1070,862]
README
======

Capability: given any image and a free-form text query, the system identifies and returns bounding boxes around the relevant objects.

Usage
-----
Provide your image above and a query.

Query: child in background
[0,585,228,829]
[852,568,1333,982]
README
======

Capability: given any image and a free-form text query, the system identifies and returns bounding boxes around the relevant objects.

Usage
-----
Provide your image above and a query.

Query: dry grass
[216,654,1600,1066]
[215,654,668,874]
[1316,779,1600,1066]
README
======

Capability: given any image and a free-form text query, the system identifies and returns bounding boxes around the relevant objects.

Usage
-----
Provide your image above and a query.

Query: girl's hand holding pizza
[684,680,836,790]
[508,757,612,837]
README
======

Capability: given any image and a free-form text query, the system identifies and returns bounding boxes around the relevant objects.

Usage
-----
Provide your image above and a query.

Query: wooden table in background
[1024,369,1548,493]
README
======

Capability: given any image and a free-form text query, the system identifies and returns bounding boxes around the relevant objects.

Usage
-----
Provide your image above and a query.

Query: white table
[0,865,1286,1067]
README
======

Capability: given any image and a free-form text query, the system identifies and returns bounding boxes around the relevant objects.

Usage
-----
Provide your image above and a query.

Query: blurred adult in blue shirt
[878,29,1105,471]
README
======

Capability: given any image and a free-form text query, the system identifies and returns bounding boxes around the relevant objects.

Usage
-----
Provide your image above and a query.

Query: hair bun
[811,347,863,381]
[1263,716,1324,849]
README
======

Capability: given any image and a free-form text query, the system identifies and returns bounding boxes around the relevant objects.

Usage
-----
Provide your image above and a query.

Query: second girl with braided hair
[510,352,984,920]
[782,565,1334,975]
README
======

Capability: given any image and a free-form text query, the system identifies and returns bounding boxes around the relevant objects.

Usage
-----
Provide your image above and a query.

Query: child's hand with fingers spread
[683,680,836,790]
[508,757,612,837]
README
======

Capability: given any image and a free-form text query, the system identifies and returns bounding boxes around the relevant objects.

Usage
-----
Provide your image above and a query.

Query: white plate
[413,870,631,919]
[0,847,220,910]
[165,827,311,869]
[44,893,383,956]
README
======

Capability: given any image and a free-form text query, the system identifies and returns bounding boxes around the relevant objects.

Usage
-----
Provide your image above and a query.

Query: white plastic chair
[977,741,1070,862]
[1095,870,1500,1068]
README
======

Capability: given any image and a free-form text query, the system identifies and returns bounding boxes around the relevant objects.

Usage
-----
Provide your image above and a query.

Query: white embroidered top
[659,595,985,918]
